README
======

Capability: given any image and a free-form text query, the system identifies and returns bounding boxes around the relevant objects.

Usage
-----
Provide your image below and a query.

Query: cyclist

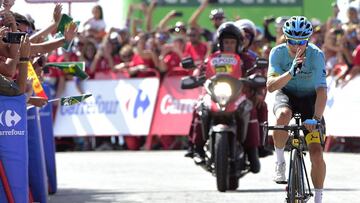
[267,16,327,203]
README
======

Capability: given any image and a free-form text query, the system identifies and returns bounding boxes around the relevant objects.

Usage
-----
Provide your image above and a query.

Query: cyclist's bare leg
[272,107,293,183]
[273,107,292,148]
[308,143,326,188]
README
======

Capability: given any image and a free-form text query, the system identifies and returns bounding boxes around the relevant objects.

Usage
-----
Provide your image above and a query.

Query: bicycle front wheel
[288,149,305,203]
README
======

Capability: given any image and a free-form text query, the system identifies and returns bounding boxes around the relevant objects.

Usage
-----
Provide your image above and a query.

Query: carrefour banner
[54,78,159,136]
[150,76,201,135]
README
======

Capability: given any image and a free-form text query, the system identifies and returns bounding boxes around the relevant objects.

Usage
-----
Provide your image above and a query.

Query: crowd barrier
[40,83,57,194]
[52,73,360,149]
[27,107,48,203]
[0,95,28,203]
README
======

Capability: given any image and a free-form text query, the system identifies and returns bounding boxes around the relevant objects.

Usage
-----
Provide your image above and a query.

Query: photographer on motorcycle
[188,21,260,173]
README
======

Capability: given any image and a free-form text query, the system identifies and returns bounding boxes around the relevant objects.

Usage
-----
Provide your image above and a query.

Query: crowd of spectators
[2,0,360,151]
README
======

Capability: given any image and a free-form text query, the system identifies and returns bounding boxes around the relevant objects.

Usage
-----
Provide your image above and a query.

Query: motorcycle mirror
[245,58,268,76]
[181,57,196,69]
[181,76,200,89]
[255,58,268,69]
[248,74,267,87]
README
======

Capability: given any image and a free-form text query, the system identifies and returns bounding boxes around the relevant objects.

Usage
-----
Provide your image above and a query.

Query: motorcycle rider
[189,22,260,173]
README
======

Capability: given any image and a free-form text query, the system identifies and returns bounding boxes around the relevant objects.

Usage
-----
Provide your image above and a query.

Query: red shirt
[184,42,208,64]
[353,44,360,66]
[130,54,156,69]
[94,55,122,73]
[205,51,242,79]
[163,51,181,72]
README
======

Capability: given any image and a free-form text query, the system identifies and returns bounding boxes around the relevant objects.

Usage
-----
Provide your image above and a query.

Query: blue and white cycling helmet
[282,16,313,39]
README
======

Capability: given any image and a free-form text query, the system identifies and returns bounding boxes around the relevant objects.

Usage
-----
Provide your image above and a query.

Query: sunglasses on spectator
[213,17,224,21]
[287,38,308,46]
[121,53,133,59]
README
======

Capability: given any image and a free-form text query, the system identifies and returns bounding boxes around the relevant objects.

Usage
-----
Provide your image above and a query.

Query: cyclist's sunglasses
[287,38,308,46]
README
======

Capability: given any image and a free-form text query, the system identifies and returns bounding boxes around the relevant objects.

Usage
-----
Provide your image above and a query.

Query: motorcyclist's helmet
[282,16,313,39]
[216,21,244,53]
[235,19,256,48]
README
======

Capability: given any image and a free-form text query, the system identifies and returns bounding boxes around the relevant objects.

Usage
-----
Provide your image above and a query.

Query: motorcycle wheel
[215,132,229,192]
[228,176,239,190]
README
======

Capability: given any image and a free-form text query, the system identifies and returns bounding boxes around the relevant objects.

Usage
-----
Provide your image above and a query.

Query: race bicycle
[263,113,325,203]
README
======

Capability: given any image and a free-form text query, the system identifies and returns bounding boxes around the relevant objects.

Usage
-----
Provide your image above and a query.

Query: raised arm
[30,4,62,43]
[30,22,77,56]
[16,35,31,94]
[188,0,208,28]
[145,0,157,32]
[157,10,179,32]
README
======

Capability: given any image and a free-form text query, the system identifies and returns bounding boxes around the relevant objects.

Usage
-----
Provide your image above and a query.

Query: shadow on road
[49,189,140,203]
[231,187,359,193]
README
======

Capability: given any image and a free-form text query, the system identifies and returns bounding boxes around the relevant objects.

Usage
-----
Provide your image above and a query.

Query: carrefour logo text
[61,95,119,115]
[160,94,196,114]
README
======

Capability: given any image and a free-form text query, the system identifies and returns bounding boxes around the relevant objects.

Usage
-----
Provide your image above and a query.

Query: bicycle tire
[288,149,305,203]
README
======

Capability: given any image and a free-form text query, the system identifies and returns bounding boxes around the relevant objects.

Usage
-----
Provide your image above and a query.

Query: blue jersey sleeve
[268,47,284,77]
[314,51,327,89]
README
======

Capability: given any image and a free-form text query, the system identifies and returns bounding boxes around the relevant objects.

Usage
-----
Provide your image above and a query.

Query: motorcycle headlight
[213,82,232,105]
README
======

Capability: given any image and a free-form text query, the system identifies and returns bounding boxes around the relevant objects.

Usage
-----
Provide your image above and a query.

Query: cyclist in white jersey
[267,16,327,203]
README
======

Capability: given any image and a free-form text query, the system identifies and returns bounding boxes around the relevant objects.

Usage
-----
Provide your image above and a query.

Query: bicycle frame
[263,113,324,203]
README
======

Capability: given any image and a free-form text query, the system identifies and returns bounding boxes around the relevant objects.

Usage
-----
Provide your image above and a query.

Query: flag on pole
[27,62,48,99]
[26,93,92,110]
[56,14,79,52]
[60,94,92,106]
[45,62,89,80]
[57,14,74,34]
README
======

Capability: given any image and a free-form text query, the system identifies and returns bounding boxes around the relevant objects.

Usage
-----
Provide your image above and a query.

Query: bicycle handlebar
[265,123,323,132]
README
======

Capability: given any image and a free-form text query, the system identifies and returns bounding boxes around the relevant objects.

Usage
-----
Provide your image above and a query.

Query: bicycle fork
[287,146,313,203]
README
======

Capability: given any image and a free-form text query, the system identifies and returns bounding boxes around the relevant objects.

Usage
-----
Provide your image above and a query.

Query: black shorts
[273,89,326,145]
[273,89,316,121]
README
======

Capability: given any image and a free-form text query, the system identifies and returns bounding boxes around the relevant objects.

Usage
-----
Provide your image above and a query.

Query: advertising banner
[323,76,360,137]
[27,107,48,203]
[54,78,160,136]
[0,95,28,203]
[150,76,201,135]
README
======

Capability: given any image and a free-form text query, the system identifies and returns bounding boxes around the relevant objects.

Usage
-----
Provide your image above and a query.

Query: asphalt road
[48,151,360,203]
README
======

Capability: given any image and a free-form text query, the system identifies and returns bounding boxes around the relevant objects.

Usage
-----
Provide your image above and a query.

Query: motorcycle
[181,57,268,192]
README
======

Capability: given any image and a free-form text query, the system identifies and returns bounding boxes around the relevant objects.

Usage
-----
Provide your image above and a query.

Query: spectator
[83,5,106,42]
[184,27,208,64]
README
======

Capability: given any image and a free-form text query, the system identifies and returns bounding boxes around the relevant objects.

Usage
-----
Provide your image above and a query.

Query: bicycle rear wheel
[288,149,305,203]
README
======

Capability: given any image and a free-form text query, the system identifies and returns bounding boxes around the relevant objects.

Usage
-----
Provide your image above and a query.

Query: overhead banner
[265,76,360,137]
[147,0,303,7]
[25,0,98,3]
[150,75,201,136]
[54,78,160,136]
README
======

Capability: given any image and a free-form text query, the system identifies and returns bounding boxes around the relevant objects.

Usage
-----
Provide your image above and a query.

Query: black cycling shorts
[273,89,316,120]
[273,89,326,145]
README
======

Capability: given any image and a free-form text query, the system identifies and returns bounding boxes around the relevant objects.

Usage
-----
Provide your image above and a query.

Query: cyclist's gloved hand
[303,119,318,125]
[289,59,301,77]
[303,119,318,132]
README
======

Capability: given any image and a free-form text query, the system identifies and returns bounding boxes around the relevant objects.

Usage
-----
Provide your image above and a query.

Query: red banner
[150,74,201,136]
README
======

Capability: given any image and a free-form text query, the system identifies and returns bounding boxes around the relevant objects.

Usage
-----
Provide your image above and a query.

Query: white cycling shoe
[273,162,287,184]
